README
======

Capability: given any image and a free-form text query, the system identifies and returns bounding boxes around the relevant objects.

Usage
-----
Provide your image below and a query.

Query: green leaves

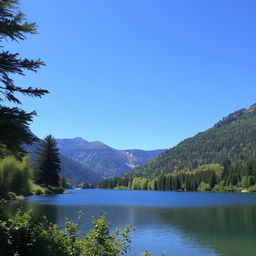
[0,210,136,256]
[0,0,36,42]
[0,156,32,197]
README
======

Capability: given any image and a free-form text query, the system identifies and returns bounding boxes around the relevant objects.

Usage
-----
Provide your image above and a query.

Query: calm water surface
[6,189,256,256]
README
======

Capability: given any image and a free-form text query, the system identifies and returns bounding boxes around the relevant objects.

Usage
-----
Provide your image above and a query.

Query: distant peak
[73,137,88,142]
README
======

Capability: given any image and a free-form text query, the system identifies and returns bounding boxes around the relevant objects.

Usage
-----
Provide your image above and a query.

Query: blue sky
[6,0,256,149]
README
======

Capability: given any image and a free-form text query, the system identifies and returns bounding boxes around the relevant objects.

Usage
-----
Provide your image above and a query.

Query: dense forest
[99,161,256,192]
[99,105,256,192]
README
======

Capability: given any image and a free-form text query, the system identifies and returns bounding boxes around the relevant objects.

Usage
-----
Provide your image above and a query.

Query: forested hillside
[128,104,256,179]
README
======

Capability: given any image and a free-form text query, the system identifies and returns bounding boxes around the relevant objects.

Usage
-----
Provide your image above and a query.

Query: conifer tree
[34,135,61,187]
[0,0,48,156]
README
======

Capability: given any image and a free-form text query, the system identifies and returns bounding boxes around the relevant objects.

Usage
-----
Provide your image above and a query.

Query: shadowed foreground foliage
[0,202,140,256]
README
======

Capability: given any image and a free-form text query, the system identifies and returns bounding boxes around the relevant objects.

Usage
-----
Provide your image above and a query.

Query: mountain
[56,137,166,179]
[59,155,100,184]
[24,133,100,185]
[127,104,256,179]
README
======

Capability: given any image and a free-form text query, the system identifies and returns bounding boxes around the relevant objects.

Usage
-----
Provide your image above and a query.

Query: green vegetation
[0,135,65,199]
[0,156,31,198]
[34,135,61,187]
[99,160,256,193]
[0,156,47,199]
[0,201,136,256]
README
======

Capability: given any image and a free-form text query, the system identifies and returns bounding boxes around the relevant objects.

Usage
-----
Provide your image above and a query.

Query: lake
[6,189,256,256]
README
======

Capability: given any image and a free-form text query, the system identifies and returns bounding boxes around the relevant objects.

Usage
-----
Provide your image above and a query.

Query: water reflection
[5,190,256,256]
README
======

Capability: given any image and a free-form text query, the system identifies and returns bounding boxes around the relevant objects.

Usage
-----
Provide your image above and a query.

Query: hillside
[59,155,100,184]
[128,104,256,179]
[56,137,165,179]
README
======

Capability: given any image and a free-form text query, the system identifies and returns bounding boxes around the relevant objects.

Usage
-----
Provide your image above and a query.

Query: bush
[248,184,256,192]
[0,209,135,256]
[0,156,32,197]
[30,183,45,195]
[197,182,210,192]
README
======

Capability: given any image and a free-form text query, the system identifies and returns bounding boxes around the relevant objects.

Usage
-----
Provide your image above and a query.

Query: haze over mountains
[56,137,166,179]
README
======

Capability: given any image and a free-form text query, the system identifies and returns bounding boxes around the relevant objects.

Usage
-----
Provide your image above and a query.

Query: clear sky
[6,0,256,150]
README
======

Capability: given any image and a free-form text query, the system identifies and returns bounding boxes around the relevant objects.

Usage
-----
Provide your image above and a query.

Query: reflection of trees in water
[5,200,59,224]
[6,200,256,256]
[82,205,256,256]
[154,205,256,256]
[156,205,256,236]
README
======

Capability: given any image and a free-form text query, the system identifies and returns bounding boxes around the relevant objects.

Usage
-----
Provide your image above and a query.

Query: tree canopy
[0,0,48,156]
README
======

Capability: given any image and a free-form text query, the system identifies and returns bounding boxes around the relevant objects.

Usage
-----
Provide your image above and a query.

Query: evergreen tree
[0,0,48,156]
[34,135,61,187]
[59,175,67,188]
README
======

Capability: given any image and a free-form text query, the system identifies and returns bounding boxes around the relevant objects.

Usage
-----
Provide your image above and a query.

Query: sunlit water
[6,189,256,256]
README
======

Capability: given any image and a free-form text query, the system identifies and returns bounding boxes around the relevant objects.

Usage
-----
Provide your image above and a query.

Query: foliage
[0,156,31,197]
[99,160,256,193]
[34,135,61,187]
[131,177,148,190]
[0,210,135,256]
[0,0,48,156]
[29,182,45,195]
[0,107,37,157]
[197,182,210,192]
[0,0,48,103]
[59,175,67,188]
[81,182,98,189]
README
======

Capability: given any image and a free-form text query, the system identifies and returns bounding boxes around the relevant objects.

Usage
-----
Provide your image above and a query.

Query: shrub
[0,156,32,197]
[197,182,211,192]
[0,210,135,256]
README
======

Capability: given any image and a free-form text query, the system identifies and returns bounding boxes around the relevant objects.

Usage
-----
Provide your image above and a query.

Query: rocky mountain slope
[56,137,165,179]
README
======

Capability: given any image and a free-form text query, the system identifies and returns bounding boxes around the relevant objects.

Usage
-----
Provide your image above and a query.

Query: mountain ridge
[56,138,166,179]
[24,133,100,185]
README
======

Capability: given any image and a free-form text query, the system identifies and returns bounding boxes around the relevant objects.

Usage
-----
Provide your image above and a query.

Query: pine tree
[34,135,61,187]
[59,175,67,188]
[0,0,48,156]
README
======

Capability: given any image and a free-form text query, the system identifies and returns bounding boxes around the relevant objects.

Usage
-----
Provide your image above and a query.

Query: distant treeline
[99,161,256,192]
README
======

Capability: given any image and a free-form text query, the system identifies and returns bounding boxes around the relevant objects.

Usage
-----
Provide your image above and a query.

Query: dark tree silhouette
[34,135,61,186]
[0,0,48,156]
